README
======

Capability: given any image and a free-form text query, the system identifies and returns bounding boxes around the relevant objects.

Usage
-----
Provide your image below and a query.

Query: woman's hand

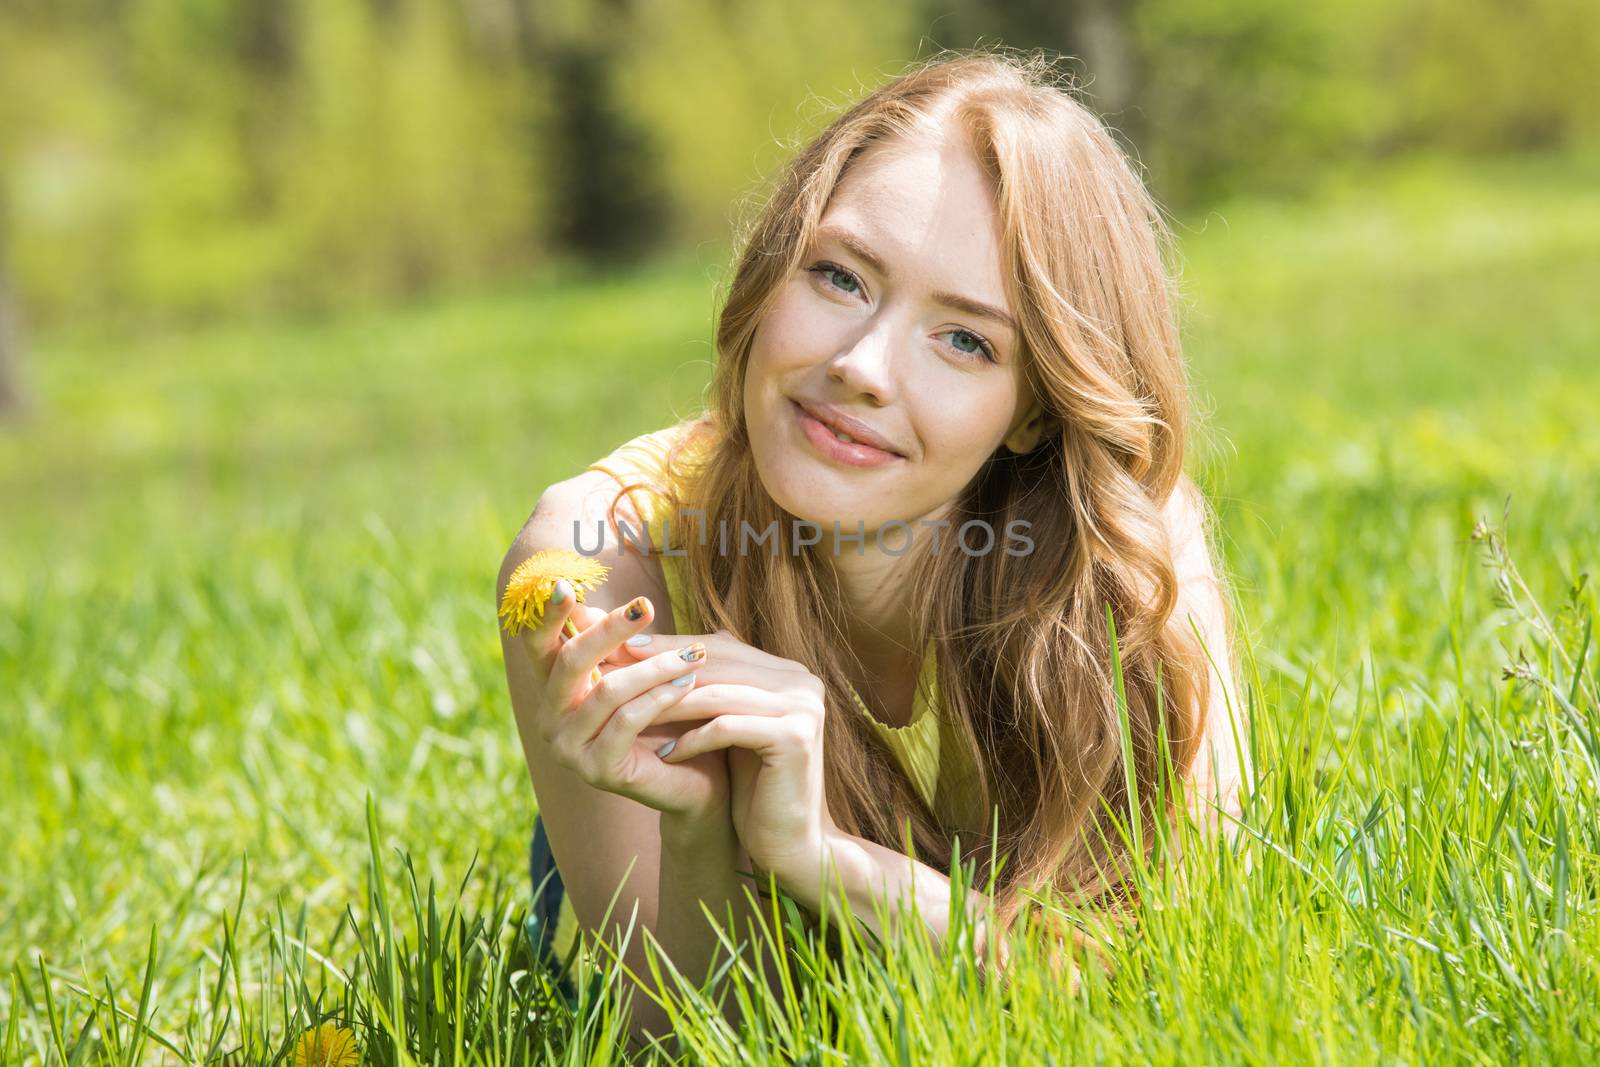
[618,630,838,885]
[515,583,728,822]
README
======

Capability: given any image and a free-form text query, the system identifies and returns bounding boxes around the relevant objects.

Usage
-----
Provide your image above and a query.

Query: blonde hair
[635,47,1231,941]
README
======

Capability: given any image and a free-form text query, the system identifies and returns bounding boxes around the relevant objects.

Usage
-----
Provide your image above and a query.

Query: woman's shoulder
[591,413,709,459]
[585,414,715,541]
[501,416,713,632]
[587,415,714,487]
[501,470,676,631]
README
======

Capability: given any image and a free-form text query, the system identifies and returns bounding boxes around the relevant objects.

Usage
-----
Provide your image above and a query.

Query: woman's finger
[620,655,803,705]
[567,642,707,744]
[582,659,706,772]
[643,681,802,727]
[548,594,655,701]
[617,629,809,673]
[562,602,636,667]
[660,713,815,763]
[516,578,580,667]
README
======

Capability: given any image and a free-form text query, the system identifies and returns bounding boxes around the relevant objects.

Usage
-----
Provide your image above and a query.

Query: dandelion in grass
[500,548,613,683]
[290,1023,359,1067]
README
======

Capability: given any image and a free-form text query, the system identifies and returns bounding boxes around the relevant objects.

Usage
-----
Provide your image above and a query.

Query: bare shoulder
[1159,476,1251,820]
[1159,475,1217,580]
[1156,475,1232,672]
[497,468,671,622]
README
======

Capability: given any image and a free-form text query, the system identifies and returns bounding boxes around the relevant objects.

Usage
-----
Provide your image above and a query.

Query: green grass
[2,146,1598,1063]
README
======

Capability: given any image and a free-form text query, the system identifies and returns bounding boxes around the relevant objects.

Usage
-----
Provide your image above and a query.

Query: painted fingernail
[625,596,648,621]
[550,579,571,604]
[656,739,677,758]
[626,633,652,647]
[671,672,696,687]
[678,643,706,662]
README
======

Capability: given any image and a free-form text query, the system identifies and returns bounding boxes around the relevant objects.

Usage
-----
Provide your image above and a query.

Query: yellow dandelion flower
[498,549,611,635]
[290,1023,359,1067]
[499,548,613,685]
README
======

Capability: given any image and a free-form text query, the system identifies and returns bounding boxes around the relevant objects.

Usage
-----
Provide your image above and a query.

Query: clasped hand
[517,584,837,885]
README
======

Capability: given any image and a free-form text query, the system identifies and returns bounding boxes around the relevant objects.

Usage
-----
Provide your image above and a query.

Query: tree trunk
[916,0,1142,141]
[0,213,25,419]
[1075,0,1138,119]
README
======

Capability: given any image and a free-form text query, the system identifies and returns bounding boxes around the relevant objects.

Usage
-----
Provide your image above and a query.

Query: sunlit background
[2,1,1598,1062]
[2,1,1595,330]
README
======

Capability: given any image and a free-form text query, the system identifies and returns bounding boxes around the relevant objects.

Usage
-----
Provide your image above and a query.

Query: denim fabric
[527,814,577,1002]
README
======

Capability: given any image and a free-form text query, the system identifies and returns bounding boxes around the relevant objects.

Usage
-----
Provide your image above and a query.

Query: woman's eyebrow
[816,225,1018,334]
[934,288,1018,335]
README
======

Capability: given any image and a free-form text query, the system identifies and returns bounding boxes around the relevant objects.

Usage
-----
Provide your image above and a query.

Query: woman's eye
[940,328,997,363]
[806,262,861,297]
[806,261,996,363]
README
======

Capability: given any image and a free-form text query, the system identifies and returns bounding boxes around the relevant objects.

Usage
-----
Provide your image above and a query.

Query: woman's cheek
[760,289,834,371]
[905,391,1017,494]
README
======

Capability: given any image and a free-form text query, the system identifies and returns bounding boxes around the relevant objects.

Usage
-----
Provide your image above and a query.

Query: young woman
[497,48,1249,1040]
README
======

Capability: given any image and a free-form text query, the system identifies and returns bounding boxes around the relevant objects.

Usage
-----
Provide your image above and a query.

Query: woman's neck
[816,525,925,694]
[815,501,955,656]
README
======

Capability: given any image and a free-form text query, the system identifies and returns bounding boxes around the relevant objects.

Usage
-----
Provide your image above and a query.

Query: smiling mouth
[790,399,906,467]
[792,399,906,453]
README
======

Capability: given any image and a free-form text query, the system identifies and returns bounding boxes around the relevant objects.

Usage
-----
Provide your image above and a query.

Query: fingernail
[626,633,652,647]
[671,672,696,687]
[550,579,571,604]
[678,643,706,663]
[625,596,648,621]
[656,739,677,758]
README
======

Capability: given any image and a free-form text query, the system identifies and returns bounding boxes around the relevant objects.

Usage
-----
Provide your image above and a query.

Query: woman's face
[743,128,1042,536]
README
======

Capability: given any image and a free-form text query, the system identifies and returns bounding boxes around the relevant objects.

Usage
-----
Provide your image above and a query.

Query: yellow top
[544,418,986,964]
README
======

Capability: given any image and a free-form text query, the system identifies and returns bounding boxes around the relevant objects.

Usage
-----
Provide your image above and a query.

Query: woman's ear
[1003,398,1052,454]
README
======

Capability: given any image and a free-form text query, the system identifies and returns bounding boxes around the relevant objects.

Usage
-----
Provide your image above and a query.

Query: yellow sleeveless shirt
[544,418,986,962]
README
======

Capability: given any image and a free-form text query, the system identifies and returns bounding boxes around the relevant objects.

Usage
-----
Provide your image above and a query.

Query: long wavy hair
[626,47,1234,939]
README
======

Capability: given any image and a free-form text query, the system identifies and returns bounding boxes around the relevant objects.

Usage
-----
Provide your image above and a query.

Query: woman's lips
[791,399,904,469]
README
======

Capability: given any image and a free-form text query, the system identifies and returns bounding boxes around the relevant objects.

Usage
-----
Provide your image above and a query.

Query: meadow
[2,148,1598,1063]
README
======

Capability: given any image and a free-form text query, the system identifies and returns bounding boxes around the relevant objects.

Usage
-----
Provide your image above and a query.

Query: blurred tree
[0,209,25,419]
[0,0,1594,331]
[0,9,31,417]
[275,0,538,305]
[610,0,915,248]
[508,0,671,264]
[1388,0,1600,153]
[919,0,1142,143]
[542,37,671,262]
[1129,0,1349,205]
[232,0,299,215]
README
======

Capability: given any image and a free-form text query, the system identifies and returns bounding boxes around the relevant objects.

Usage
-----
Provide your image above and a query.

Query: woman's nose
[826,318,898,405]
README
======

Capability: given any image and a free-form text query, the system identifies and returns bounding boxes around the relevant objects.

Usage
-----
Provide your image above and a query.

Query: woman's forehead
[831,127,988,206]
[819,137,1011,319]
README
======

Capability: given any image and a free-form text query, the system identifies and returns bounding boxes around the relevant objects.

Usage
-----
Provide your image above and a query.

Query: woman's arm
[634,638,1015,975]
[654,813,778,1022]
[622,481,1249,990]
[781,828,1002,964]
[738,482,1248,973]
[499,472,775,1044]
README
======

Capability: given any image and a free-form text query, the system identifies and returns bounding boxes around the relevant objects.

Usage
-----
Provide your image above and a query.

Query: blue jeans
[527,814,578,1002]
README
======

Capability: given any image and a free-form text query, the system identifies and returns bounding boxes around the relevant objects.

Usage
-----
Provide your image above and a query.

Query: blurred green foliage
[2,149,1597,1062]
[0,0,1595,330]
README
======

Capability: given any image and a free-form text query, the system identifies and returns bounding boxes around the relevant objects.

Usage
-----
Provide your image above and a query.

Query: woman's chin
[766,484,870,529]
